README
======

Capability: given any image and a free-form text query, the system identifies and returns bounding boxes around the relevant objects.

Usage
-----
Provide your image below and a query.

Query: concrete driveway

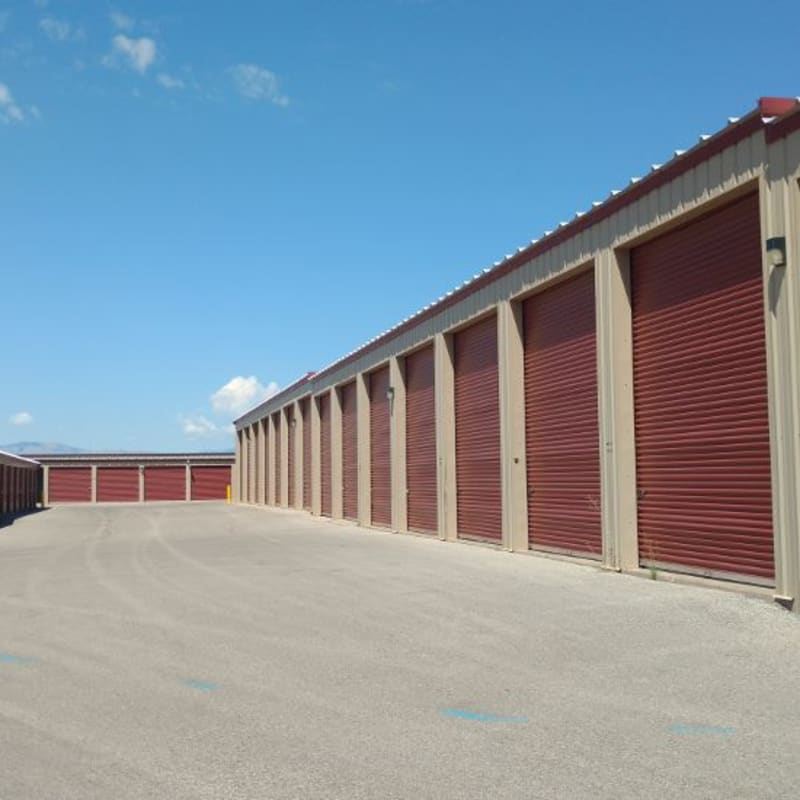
[1,503,799,799]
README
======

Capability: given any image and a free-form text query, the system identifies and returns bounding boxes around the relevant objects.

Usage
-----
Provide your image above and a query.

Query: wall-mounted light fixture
[386,386,395,403]
[766,236,787,268]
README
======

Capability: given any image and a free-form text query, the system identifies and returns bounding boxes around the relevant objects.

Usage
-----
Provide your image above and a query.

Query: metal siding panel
[369,366,391,527]
[287,407,296,507]
[454,315,502,541]
[191,466,231,500]
[319,394,332,516]
[302,398,311,510]
[144,467,186,501]
[632,192,774,582]
[341,381,358,520]
[49,467,92,503]
[524,270,602,556]
[273,412,281,503]
[405,345,438,533]
[96,467,139,503]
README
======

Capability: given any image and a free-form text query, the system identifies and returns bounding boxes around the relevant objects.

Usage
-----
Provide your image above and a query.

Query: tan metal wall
[233,119,800,611]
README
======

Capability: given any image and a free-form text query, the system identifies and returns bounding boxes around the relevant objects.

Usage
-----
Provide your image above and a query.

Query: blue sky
[2,0,798,452]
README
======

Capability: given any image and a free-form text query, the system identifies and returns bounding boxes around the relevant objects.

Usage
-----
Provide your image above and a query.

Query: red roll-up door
[273,412,282,505]
[454,315,501,541]
[319,393,332,516]
[632,192,774,583]
[144,466,186,501]
[191,466,231,500]
[49,467,92,503]
[249,427,257,504]
[370,366,391,527]
[287,406,296,508]
[97,467,139,503]
[523,270,602,557]
[260,420,269,504]
[302,398,311,510]
[341,381,358,521]
[405,345,437,533]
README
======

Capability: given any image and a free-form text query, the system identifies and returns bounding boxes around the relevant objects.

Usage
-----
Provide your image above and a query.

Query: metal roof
[234,96,800,429]
[30,452,234,465]
[0,449,41,467]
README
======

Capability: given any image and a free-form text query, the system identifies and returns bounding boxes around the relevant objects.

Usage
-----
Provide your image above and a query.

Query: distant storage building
[0,450,41,516]
[233,97,800,611]
[35,453,234,505]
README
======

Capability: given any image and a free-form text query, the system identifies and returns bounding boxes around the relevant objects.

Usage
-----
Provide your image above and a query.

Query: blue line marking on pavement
[441,708,528,724]
[0,653,35,665]
[670,724,736,736]
[182,679,220,692]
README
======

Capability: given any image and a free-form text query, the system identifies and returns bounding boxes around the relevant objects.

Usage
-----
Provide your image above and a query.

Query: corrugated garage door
[144,466,186,502]
[260,420,269,504]
[632,192,774,583]
[97,467,139,503]
[319,393,332,516]
[341,381,358,520]
[49,467,92,503]
[370,366,391,527]
[191,466,231,500]
[302,398,311,510]
[523,270,602,557]
[454,315,502,541]
[406,345,437,533]
[249,427,257,504]
[273,412,282,505]
[287,406,296,508]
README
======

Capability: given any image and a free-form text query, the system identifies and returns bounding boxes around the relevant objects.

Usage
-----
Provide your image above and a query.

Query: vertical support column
[267,414,276,505]
[311,394,322,515]
[234,429,242,503]
[390,355,408,533]
[42,465,50,507]
[357,372,371,527]
[138,464,145,503]
[498,300,529,551]
[185,463,191,502]
[279,408,288,507]
[90,465,98,504]
[595,246,639,571]
[435,333,457,542]
[294,400,303,509]
[331,386,344,519]
[761,137,800,611]
[243,428,251,503]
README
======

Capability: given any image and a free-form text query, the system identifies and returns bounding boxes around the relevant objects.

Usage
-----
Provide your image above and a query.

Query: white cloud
[230,63,289,106]
[211,376,279,416]
[39,17,72,41]
[110,11,134,30]
[10,411,33,426]
[107,35,156,74]
[157,72,184,90]
[0,82,27,125]
[179,414,218,437]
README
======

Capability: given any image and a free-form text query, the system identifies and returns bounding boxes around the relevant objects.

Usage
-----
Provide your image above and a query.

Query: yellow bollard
[226,485,231,504]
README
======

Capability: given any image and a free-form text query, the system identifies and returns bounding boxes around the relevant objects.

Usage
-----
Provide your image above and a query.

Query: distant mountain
[0,442,88,455]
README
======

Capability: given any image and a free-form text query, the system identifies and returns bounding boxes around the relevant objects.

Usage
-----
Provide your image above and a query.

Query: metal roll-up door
[454,315,502,541]
[319,393,332,516]
[97,467,139,503]
[144,466,186,501]
[632,192,774,583]
[523,270,602,557]
[370,366,391,527]
[287,407,296,508]
[341,381,358,521]
[49,467,92,503]
[261,420,269,504]
[249,427,258,504]
[302,398,311,510]
[273,412,282,505]
[405,345,438,533]
[191,466,231,500]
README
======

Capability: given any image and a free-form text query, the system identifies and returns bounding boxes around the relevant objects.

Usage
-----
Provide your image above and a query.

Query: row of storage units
[0,450,41,516]
[33,454,234,504]
[234,98,800,609]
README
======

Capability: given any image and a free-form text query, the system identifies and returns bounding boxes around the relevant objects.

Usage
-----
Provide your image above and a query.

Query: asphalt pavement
[1,503,799,799]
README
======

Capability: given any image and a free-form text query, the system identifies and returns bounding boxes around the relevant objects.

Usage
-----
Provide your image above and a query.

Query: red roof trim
[765,102,800,143]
